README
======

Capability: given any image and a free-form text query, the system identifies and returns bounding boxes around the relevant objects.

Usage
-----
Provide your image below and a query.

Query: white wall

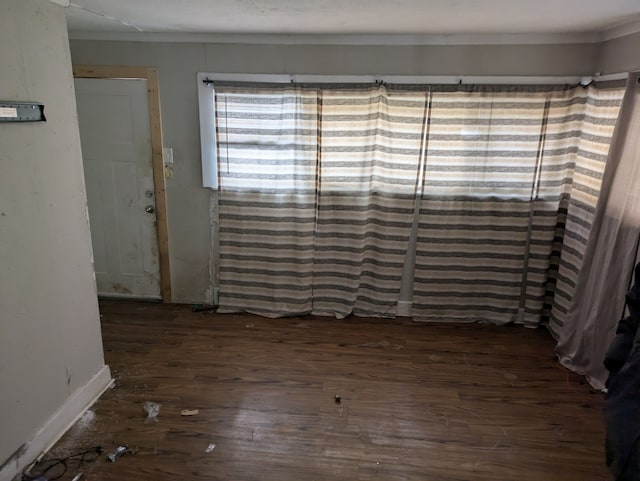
[0,0,109,477]
[69,39,601,304]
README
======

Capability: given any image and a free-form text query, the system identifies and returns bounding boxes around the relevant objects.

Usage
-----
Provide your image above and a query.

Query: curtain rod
[201,72,628,86]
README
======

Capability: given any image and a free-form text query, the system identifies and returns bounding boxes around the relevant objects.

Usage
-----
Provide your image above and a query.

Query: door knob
[145,205,155,214]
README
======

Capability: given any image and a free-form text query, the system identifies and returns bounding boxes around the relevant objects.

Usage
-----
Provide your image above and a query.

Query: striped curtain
[411,83,625,325]
[546,84,626,336]
[216,86,318,316]
[312,88,426,317]
[213,81,624,323]
[216,85,426,317]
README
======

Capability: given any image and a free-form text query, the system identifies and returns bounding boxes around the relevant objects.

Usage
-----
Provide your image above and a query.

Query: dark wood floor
[43,300,609,481]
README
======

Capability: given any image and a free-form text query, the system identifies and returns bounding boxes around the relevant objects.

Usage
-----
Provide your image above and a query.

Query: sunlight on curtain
[213,81,624,322]
[216,84,426,317]
[555,75,640,389]
[410,84,625,325]
[215,86,318,316]
[313,87,425,317]
[411,88,547,323]
[547,84,626,335]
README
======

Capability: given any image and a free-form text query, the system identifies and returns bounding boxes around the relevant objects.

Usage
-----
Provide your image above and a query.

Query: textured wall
[0,0,106,467]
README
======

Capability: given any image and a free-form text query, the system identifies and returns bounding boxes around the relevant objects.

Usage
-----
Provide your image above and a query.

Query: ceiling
[65,0,640,38]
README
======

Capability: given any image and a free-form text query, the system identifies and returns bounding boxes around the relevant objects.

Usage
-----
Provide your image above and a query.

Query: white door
[75,78,161,299]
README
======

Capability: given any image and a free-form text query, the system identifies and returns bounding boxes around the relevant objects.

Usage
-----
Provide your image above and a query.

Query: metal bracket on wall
[0,102,46,122]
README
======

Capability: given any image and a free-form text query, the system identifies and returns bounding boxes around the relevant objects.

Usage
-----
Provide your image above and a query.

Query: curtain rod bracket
[579,76,593,87]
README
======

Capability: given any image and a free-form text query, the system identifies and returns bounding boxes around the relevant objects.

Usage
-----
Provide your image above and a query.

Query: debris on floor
[205,443,216,454]
[181,409,199,416]
[107,445,129,463]
[334,395,341,404]
[143,401,160,423]
[77,410,96,429]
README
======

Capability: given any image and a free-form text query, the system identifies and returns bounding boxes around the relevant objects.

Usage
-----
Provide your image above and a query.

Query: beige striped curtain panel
[215,85,425,317]
[213,81,624,324]
[215,86,319,316]
[546,85,626,337]
[412,84,624,326]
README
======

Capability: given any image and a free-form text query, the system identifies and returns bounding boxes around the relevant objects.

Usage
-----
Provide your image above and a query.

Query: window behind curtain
[411,89,550,323]
[411,85,624,325]
[211,81,624,323]
[215,85,425,317]
[215,86,319,316]
[313,87,426,316]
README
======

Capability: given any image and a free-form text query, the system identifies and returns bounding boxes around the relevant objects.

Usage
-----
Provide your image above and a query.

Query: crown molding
[67,31,602,45]
[601,19,640,41]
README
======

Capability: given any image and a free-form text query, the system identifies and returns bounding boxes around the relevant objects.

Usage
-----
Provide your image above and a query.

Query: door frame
[73,65,172,302]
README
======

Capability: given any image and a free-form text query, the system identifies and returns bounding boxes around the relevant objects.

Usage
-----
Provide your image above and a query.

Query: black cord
[22,446,103,481]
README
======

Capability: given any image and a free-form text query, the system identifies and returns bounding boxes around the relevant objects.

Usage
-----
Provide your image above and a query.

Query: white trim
[68,31,602,45]
[0,366,112,481]
[397,301,412,317]
[198,73,218,189]
[601,19,640,42]
[213,287,220,306]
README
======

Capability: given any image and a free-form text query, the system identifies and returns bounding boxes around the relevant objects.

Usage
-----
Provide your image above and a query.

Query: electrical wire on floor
[21,446,103,481]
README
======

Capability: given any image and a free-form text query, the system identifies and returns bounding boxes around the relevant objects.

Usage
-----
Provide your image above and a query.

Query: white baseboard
[397,300,412,317]
[0,365,112,481]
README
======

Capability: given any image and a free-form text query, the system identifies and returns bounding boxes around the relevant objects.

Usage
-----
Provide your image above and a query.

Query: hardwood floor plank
[40,300,609,481]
